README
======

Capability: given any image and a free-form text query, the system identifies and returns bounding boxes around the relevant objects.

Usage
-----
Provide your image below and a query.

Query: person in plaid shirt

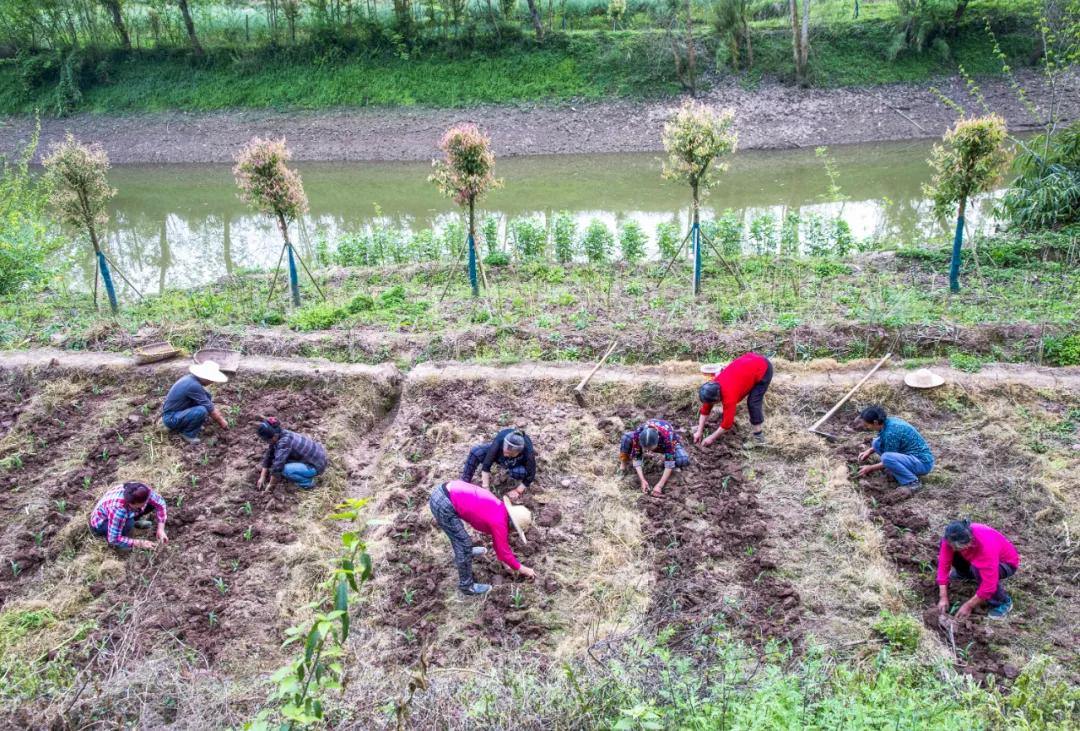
[89,482,168,550]
[619,419,690,497]
[256,417,328,490]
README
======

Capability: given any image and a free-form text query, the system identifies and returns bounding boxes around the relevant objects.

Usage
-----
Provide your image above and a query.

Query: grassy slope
[0,7,1039,114]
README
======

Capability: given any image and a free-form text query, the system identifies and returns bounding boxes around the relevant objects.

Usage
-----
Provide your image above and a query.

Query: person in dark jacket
[161,361,230,445]
[461,428,536,500]
[256,417,328,490]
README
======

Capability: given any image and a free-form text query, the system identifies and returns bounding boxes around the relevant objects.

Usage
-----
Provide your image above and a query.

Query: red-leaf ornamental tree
[429,124,501,298]
[42,134,121,313]
[923,114,1010,293]
[234,136,317,307]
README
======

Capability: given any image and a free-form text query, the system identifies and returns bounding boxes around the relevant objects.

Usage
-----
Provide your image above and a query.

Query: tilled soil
[3,70,1077,164]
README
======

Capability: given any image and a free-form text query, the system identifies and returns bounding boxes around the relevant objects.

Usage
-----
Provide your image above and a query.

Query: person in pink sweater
[936,519,1020,620]
[428,480,536,596]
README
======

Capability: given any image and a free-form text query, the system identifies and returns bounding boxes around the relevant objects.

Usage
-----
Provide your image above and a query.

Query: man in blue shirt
[854,405,934,497]
[161,361,230,445]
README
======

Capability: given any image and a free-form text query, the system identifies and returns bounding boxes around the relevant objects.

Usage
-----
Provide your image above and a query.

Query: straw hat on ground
[189,360,229,384]
[904,368,945,389]
[504,496,532,544]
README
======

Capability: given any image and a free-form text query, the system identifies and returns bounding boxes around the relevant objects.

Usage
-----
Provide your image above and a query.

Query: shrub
[288,302,347,330]
[1000,121,1080,231]
[510,215,547,260]
[780,211,800,257]
[484,251,511,267]
[1044,333,1080,366]
[553,211,578,264]
[481,214,501,254]
[709,210,743,256]
[619,220,647,263]
[582,219,614,263]
[347,293,375,313]
[655,221,681,261]
[748,212,778,255]
[379,285,408,308]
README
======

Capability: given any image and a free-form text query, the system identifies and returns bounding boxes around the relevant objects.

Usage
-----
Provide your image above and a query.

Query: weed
[0,453,23,471]
[949,352,984,372]
[872,610,921,653]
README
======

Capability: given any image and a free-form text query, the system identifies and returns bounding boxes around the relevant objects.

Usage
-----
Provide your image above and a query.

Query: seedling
[243,527,253,541]
[54,498,66,514]
[82,475,91,490]
[213,577,229,594]
[0,453,23,470]
[403,588,416,605]
[510,587,525,609]
[208,611,218,627]
[231,559,241,573]
[242,501,252,516]
[744,545,755,557]
[665,563,678,577]
[175,495,184,509]
[141,404,150,417]
[190,475,199,489]
[198,453,210,466]
[34,530,44,547]
[10,560,20,577]
[100,447,109,462]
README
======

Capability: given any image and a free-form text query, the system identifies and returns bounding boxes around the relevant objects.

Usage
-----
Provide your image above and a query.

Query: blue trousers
[162,406,208,439]
[873,438,932,486]
[282,462,318,489]
[90,504,152,551]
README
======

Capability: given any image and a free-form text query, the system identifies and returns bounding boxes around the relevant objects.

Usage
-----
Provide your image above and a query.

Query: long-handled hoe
[807,353,892,441]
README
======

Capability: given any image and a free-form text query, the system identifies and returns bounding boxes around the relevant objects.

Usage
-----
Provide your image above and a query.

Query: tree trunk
[948,197,967,293]
[744,16,753,69]
[685,0,696,96]
[176,0,203,56]
[798,0,810,86]
[467,199,479,297]
[524,0,543,39]
[101,0,131,49]
[789,0,802,83]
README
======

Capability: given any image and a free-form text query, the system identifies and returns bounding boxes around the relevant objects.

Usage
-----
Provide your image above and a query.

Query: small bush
[619,220,647,263]
[510,215,547,260]
[582,219,614,263]
[553,211,578,264]
[347,293,375,313]
[379,285,408,308]
[872,610,921,653]
[484,251,511,267]
[288,302,347,331]
[481,214,501,254]
[655,221,681,261]
[1044,333,1080,366]
[949,352,983,373]
[748,212,778,256]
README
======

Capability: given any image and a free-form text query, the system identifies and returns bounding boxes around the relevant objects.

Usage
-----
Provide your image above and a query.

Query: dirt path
[2,71,1076,164]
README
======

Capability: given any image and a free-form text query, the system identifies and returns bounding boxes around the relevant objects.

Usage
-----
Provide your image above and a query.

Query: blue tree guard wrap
[97,250,119,313]
[692,222,702,296]
[949,214,964,293]
[286,243,301,307]
[467,233,479,297]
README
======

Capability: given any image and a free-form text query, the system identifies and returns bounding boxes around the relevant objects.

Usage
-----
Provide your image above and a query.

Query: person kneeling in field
[256,417,327,490]
[854,405,934,499]
[619,419,690,497]
[89,481,168,551]
[936,519,1020,619]
[161,361,230,445]
[428,479,535,596]
[462,428,536,500]
[695,352,773,446]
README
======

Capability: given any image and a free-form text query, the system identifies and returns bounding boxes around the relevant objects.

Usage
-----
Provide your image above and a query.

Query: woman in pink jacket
[428,480,536,596]
[936,519,1020,619]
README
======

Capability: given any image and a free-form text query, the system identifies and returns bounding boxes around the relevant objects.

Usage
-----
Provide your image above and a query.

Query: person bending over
[462,428,536,500]
[854,405,934,497]
[161,361,230,445]
[620,419,690,497]
[256,417,328,490]
[936,519,1020,620]
[429,479,535,596]
[89,481,168,551]
[695,352,773,446]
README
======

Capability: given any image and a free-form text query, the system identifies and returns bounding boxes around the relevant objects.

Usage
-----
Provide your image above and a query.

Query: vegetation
[1001,120,1080,231]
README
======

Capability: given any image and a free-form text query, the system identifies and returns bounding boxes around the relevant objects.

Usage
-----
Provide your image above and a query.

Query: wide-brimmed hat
[504,496,532,544]
[189,360,228,383]
[904,368,945,389]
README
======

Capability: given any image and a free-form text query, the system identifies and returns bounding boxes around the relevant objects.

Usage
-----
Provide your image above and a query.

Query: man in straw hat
[428,479,536,596]
[161,361,230,445]
[853,405,934,499]
[462,428,536,500]
[695,351,773,447]
[619,418,690,497]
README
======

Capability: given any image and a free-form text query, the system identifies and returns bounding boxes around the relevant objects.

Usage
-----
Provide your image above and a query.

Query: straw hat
[904,368,945,389]
[504,496,532,544]
[189,360,229,384]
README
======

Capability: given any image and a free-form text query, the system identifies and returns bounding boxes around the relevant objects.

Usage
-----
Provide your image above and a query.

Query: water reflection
[78,139,1006,294]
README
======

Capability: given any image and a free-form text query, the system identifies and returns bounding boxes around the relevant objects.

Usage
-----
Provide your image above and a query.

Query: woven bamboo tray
[134,342,181,365]
[194,348,241,374]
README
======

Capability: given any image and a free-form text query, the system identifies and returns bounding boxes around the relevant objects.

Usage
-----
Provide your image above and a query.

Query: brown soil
[2,71,1077,164]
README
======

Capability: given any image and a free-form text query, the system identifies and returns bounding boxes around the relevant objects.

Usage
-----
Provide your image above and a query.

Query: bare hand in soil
[651,486,663,497]
[856,465,877,479]
[702,433,718,447]
[640,478,651,494]
[692,428,704,445]
[518,566,536,580]
[157,526,169,544]
[134,539,156,550]
[858,447,874,462]
[937,597,950,615]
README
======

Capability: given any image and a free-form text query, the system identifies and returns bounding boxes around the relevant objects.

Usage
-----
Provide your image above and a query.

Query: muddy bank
[2,71,1077,164]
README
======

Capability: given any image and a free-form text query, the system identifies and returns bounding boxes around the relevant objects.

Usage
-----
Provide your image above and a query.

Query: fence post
[97,250,119,314]
[467,232,479,298]
[949,214,964,293]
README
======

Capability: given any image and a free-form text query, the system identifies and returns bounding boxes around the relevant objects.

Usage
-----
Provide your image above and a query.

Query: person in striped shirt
[256,417,328,490]
[89,482,168,551]
[619,419,690,497]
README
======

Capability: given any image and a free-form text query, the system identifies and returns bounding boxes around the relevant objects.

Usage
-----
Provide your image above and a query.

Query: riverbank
[3,70,1078,164]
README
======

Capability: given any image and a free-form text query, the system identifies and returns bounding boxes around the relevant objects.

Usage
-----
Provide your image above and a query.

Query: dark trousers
[429,483,474,590]
[747,360,773,426]
[90,504,153,550]
[162,405,208,439]
[619,433,691,468]
[951,554,1017,606]
[461,444,528,485]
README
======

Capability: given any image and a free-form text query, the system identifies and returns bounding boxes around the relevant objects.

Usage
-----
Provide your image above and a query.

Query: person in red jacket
[695,352,773,446]
[936,519,1020,619]
[428,480,536,596]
